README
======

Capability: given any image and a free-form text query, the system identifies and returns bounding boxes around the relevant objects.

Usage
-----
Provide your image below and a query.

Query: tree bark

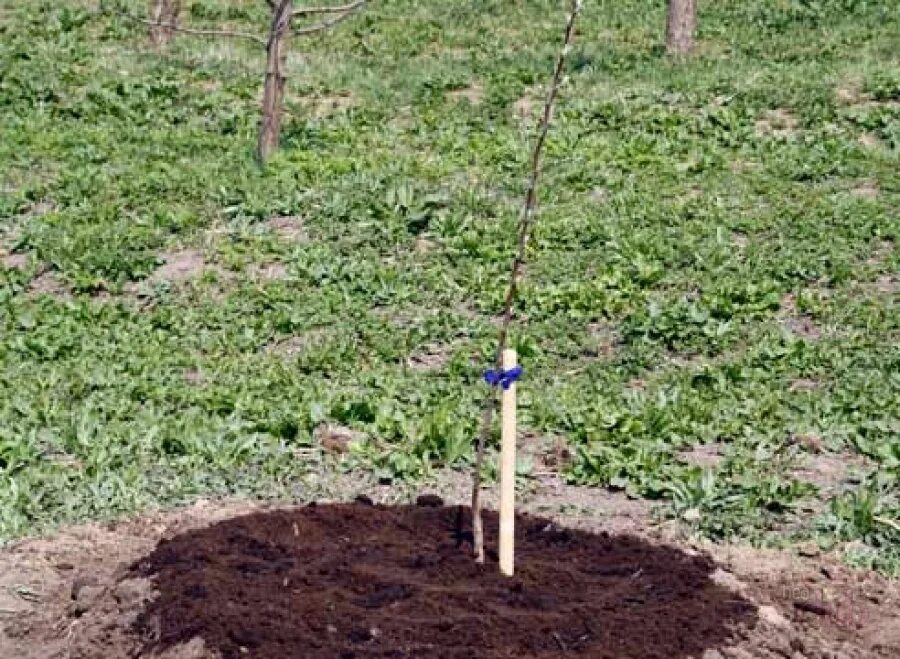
[665,0,696,55]
[257,0,293,164]
[149,0,181,47]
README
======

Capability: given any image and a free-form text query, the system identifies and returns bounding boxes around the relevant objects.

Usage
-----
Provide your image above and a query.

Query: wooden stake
[498,349,517,577]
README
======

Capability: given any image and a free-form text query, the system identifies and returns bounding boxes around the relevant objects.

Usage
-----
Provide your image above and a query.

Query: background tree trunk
[149,0,181,47]
[257,0,293,164]
[665,0,696,55]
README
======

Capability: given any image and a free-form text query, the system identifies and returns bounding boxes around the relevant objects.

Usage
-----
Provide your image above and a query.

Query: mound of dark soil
[130,503,756,658]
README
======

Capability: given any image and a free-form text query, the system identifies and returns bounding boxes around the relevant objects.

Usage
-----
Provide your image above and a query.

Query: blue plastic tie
[483,365,523,390]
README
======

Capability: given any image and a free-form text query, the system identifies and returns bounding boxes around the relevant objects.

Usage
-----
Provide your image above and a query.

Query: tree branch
[293,1,365,17]
[113,9,267,46]
[292,0,366,36]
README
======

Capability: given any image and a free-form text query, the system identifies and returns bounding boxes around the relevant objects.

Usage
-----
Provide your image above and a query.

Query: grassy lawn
[1,0,898,572]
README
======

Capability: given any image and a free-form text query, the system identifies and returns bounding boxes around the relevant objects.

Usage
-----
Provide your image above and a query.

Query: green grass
[1,0,898,572]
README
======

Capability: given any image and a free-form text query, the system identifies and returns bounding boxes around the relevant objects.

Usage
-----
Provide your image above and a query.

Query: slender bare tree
[258,0,294,163]
[117,1,368,163]
[148,0,181,47]
[665,0,696,55]
[257,1,366,162]
[470,0,583,564]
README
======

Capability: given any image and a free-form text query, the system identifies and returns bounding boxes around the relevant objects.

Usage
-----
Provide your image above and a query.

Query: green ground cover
[1,0,897,572]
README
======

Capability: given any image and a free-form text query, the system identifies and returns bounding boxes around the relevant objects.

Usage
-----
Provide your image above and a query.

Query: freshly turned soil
[130,503,757,658]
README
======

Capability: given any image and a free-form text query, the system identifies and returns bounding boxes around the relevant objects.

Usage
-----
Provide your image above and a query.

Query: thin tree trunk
[257,0,293,164]
[665,0,696,55]
[149,0,181,47]
[471,0,583,565]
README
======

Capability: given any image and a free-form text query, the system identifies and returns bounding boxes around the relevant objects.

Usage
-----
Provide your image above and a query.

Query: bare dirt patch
[778,293,822,341]
[388,105,415,131]
[134,506,757,659]
[729,158,757,174]
[517,433,573,475]
[755,108,799,138]
[706,542,899,658]
[526,478,656,539]
[183,368,204,386]
[247,261,288,281]
[265,216,307,242]
[850,180,879,200]
[836,80,900,111]
[731,230,749,248]
[157,250,209,282]
[513,87,542,121]
[667,350,714,370]
[835,82,862,105]
[195,79,220,93]
[27,269,71,300]
[782,316,822,340]
[313,424,364,456]
[265,330,327,358]
[788,378,821,393]
[858,132,881,149]
[2,493,897,659]
[121,249,234,301]
[0,499,261,659]
[1,251,29,270]
[422,465,658,541]
[447,82,483,105]
[588,186,608,203]
[866,239,894,267]
[792,432,826,453]
[791,451,870,496]
[0,480,900,659]
[875,274,898,294]
[585,321,620,359]
[24,201,54,218]
[144,249,208,285]
[7,504,755,659]
[406,342,452,371]
[678,443,726,470]
[413,236,434,254]
[292,92,355,119]
[0,254,73,300]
